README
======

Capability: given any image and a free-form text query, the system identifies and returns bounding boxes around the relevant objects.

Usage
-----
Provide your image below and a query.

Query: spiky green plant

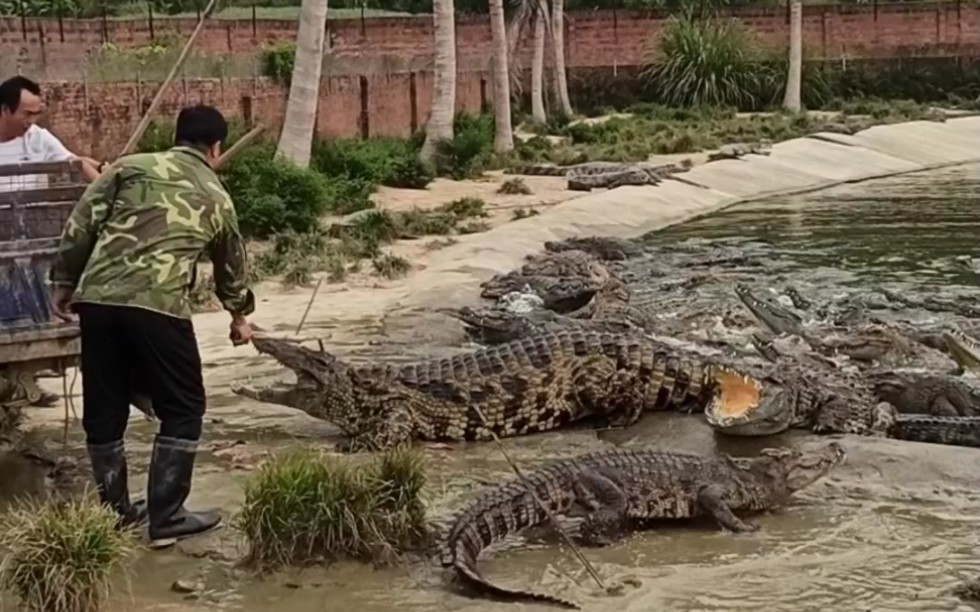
[643,11,764,109]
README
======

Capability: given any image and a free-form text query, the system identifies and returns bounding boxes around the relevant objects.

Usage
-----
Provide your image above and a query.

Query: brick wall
[3,3,980,78]
[37,71,492,158]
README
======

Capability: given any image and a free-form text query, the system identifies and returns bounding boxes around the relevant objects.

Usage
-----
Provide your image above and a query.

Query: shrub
[643,11,766,109]
[260,42,296,87]
[433,112,495,179]
[372,253,412,279]
[0,495,139,612]
[235,447,428,569]
[497,177,532,195]
[220,144,332,237]
[311,137,434,190]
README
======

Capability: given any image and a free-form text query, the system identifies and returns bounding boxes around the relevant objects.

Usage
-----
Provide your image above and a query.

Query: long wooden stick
[214,123,266,169]
[117,0,220,158]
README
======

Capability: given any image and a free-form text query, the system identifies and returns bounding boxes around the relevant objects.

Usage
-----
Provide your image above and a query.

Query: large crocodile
[479,249,616,312]
[704,362,980,447]
[503,160,692,191]
[440,442,845,608]
[232,330,759,451]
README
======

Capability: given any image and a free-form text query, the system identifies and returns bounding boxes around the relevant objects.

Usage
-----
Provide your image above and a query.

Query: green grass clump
[372,253,412,279]
[0,495,138,612]
[235,447,428,569]
[497,178,532,195]
[433,112,496,180]
[438,197,489,220]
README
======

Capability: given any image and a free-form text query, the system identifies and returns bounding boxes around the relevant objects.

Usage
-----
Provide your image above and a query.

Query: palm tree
[489,0,514,152]
[420,0,457,162]
[530,0,547,123]
[550,0,573,116]
[275,0,329,168]
[783,0,802,112]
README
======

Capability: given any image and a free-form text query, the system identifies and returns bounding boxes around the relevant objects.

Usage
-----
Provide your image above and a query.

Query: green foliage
[311,136,434,190]
[433,112,495,180]
[259,42,296,87]
[372,253,412,279]
[497,177,532,195]
[220,144,332,237]
[235,446,428,569]
[643,12,766,109]
[0,495,139,612]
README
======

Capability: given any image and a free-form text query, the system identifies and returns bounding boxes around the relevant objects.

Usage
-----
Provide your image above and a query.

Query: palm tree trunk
[550,0,572,116]
[782,0,802,112]
[275,0,328,168]
[489,0,514,152]
[420,0,457,162]
[531,0,547,124]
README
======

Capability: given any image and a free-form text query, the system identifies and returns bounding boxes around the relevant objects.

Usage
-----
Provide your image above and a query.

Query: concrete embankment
[386,117,980,314]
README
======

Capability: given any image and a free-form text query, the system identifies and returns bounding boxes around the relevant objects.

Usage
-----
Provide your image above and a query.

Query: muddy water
[8,164,980,612]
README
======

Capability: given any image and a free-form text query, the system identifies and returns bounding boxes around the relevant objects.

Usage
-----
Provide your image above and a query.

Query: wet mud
[5,164,980,611]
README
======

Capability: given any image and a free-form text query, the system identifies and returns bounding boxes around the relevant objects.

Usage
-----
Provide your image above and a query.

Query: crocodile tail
[506,165,567,176]
[452,543,581,609]
[440,465,580,608]
[891,414,980,448]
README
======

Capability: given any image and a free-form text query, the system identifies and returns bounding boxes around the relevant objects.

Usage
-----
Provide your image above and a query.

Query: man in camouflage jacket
[48,105,254,547]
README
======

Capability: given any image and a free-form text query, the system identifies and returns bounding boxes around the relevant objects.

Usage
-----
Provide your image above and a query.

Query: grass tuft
[497,178,533,195]
[235,447,429,570]
[0,494,139,612]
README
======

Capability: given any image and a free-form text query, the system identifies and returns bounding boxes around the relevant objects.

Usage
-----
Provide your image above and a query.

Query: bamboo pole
[117,0,219,158]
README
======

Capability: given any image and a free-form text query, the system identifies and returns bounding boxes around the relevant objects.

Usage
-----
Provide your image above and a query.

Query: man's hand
[51,287,75,322]
[229,314,253,346]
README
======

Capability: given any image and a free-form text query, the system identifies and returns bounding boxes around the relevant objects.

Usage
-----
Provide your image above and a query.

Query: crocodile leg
[572,469,630,546]
[697,484,760,533]
[571,355,644,428]
[930,395,962,418]
[337,397,418,453]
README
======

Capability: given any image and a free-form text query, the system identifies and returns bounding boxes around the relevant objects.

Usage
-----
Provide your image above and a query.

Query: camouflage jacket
[49,146,255,320]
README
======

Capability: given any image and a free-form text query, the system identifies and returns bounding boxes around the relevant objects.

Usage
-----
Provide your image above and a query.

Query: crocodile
[869,370,980,417]
[735,284,960,372]
[704,362,980,447]
[566,160,693,192]
[479,249,615,313]
[943,330,980,373]
[231,330,760,452]
[543,236,644,261]
[440,442,845,609]
[504,161,633,178]
[706,139,773,162]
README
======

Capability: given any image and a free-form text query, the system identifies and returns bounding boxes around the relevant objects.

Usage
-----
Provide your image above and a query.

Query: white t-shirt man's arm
[31,125,74,162]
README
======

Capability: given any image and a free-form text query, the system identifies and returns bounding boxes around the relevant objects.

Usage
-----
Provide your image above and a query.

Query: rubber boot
[86,440,148,528]
[147,435,221,548]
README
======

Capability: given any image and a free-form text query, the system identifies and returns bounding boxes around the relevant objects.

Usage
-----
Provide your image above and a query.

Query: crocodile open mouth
[710,368,764,419]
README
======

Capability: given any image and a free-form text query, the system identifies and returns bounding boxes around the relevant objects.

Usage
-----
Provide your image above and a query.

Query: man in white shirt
[0,75,102,192]
[0,76,103,407]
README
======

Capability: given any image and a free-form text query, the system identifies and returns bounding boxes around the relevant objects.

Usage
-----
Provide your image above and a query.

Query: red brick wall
[3,3,979,75]
[7,2,980,157]
[37,71,490,158]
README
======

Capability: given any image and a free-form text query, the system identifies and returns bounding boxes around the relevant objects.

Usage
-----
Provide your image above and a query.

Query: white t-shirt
[0,124,75,192]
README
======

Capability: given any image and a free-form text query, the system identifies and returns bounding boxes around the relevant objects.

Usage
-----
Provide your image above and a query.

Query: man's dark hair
[0,76,41,113]
[174,104,228,151]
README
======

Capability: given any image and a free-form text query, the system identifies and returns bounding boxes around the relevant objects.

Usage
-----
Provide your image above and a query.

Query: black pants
[76,303,206,445]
